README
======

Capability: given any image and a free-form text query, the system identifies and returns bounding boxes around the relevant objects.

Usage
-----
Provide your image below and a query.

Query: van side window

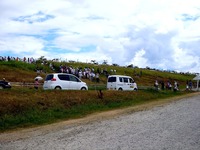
[108,77,116,82]
[119,77,123,82]
[123,78,128,83]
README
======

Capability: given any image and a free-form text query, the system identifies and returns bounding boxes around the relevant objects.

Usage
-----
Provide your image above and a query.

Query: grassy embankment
[0,60,196,131]
[0,88,194,131]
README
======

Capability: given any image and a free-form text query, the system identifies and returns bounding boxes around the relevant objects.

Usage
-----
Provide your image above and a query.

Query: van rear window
[108,77,116,82]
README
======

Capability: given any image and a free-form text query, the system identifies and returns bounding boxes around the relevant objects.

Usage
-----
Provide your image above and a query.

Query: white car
[43,73,88,90]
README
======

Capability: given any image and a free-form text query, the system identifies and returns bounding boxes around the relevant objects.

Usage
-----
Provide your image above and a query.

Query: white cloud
[1,0,200,72]
[0,35,47,57]
[128,49,148,68]
[173,47,200,72]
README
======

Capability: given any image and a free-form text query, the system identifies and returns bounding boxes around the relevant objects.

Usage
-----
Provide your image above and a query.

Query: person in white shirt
[133,81,138,91]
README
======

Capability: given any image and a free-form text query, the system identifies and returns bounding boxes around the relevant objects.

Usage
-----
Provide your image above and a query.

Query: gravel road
[1,94,200,150]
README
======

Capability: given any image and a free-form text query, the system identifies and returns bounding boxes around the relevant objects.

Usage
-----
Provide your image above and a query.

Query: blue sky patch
[13,11,55,24]
[44,29,60,41]
[44,45,96,54]
[80,45,96,53]
[181,14,200,21]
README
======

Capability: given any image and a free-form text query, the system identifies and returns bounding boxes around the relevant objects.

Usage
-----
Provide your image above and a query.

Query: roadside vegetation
[0,59,196,131]
[0,88,194,131]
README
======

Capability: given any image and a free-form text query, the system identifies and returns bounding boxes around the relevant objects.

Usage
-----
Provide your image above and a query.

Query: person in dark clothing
[34,79,39,90]
[161,81,165,90]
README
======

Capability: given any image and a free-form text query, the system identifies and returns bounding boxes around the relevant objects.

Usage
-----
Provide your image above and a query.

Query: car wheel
[118,88,123,91]
[81,87,86,90]
[55,86,61,90]
[0,86,3,89]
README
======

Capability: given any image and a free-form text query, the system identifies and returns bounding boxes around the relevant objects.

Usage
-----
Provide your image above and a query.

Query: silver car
[43,73,88,90]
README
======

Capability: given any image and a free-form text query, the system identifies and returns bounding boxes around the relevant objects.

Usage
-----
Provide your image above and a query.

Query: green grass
[0,88,193,131]
[0,61,36,71]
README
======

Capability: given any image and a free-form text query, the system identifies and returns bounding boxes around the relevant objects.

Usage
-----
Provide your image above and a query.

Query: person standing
[133,81,138,91]
[34,79,39,90]
[96,73,100,83]
[174,81,179,91]
[154,80,159,90]
[189,80,193,90]
[186,80,189,91]
[161,81,165,90]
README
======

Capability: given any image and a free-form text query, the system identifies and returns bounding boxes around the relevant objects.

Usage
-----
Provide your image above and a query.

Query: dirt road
[1,93,200,150]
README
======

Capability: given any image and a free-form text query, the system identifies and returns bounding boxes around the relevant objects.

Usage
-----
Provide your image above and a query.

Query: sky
[0,0,200,73]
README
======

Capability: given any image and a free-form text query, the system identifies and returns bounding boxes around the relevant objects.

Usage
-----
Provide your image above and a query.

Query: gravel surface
[1,94,200,150]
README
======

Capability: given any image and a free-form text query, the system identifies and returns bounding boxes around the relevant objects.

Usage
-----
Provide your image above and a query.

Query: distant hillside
[0,60,195,89]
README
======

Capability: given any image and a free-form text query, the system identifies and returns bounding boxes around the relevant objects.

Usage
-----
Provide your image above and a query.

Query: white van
[107,75,137,91]
[43,73,88,90]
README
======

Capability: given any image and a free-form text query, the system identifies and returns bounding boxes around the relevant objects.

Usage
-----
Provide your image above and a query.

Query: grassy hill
[0,60,195,89]
[0,60,196,131]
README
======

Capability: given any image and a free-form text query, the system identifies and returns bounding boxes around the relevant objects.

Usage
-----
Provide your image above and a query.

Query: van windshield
[129,78,134,83]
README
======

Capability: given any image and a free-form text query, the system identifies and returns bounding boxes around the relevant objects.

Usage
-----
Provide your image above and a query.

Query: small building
[193,74,200,91]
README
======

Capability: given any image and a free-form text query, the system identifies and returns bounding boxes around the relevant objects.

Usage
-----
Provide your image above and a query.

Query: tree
[127,64,133,68]
[112,63,119,66]
[102,60,108,65]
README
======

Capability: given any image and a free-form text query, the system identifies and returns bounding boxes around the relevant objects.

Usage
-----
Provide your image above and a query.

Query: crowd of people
[57,64,116,83]
[1,56,119,84]
[154,80,194,91]
[0,56,35,63]
[154,80,180,91]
